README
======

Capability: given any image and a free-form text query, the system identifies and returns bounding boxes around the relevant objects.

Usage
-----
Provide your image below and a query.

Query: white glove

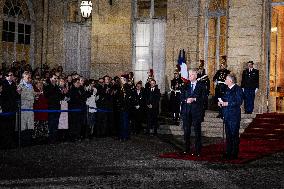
[242,88,244,92]
[255,88,258,94]
[135,105,140,109]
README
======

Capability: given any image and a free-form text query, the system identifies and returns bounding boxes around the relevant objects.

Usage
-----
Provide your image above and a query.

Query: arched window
[2,0,31,65]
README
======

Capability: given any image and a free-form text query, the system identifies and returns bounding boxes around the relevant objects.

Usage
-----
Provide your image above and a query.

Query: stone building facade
[0,0,283,113]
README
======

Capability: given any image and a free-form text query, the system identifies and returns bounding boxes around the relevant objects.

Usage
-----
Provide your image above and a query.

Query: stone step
[158,123,248,137]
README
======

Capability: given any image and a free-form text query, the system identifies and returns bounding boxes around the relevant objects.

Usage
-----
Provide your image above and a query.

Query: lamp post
[80,0,93,19]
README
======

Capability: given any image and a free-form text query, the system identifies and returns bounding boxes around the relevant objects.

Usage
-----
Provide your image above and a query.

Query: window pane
[3,6,9,15]
[25,25,31,34]
[137,0,150,18]
[2,31,8,41]
[8,32,14,42]
[18,34,25,44]
[3,21,8,31]
[25,35,30,44]
[9,22,15,32]
[18,23,24,33]
[154,0,167,18]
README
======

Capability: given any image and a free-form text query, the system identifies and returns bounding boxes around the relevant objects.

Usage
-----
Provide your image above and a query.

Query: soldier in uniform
[169,69,183,122]
[197,60,210,121]
[213,56,230,118]
[241,61,259,114]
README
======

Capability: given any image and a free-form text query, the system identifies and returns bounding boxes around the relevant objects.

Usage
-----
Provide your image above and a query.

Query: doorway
[270,2,284,112]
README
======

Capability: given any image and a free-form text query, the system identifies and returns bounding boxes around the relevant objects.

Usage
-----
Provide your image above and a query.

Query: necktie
[190,84,194,94]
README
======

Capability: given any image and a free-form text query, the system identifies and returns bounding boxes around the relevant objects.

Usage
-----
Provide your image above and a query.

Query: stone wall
[91,0,132,79]
[227,0,266,113]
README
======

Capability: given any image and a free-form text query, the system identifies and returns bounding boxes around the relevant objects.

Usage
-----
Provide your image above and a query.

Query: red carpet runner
[159,113,284,164]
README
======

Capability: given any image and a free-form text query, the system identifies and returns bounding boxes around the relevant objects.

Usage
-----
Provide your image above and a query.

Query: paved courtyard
[0,135,283,188]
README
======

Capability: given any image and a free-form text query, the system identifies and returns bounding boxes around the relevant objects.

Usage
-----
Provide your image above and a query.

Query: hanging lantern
[80,0,93,18]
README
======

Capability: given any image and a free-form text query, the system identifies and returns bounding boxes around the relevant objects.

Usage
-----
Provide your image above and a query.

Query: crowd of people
[0,62,162,149]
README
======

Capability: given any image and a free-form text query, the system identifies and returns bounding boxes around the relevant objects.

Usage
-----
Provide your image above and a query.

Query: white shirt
[228,84,235,89]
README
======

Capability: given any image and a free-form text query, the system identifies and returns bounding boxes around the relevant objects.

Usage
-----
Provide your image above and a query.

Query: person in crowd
[78,76,91,139]
[17,71,35,146]
[68,78,86,142]
[117,74,132,140]
[128,72,135,91]
[86,80,99,139]
[33,80,48,143]
[197,60,210,122]
[181,69,207,156]
[130,81,145,134]
[58,77,69,141]
[213,56,230,118]
[241,61,259,114]
[0,81,7,149]
[99,75,114,136]
[1,71,19,148]
[44,73,66,144]
[57,66,63,76]
[66,75,73,90]
[145,79,161,136]
[145,69,154,89]
[218,73,243,160]
[169,69,183,123]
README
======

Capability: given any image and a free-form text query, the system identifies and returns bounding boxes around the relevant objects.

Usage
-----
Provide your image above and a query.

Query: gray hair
[188,68,198,75]
[227,73,237,84]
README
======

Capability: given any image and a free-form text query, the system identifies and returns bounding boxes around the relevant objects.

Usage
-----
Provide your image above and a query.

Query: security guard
[169,69,183,122]
[213,56,230,118]
[241,61,259,114]
[197,60,210,121]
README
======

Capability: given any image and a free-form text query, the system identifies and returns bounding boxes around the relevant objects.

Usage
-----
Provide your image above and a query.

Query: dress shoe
[191,153,201,157]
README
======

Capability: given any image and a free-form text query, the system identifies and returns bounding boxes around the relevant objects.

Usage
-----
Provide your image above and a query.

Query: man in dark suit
[145,79,161,135]
[44,74,66,143]
[218,73,243,160]
[130,81,145,134]
[0,71,19,148]
[181,69,206,156]
[241,61,259,114]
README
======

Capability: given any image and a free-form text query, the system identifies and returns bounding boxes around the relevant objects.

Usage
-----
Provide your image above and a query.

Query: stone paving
[0,135,283,189]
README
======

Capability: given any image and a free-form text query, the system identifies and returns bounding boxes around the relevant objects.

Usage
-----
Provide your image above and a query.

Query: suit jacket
[43,80,64,110]
[145,86,161,114]
[181,81,206,119]
[131,88,145,111]
[1,79,19,112]
[241,68,259,89]
[222,84,243,122]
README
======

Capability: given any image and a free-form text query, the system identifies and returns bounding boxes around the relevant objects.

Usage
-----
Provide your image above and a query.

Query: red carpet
[159,113,284,164]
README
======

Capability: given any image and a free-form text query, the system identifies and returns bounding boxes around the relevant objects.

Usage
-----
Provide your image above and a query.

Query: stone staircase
[158,111,256,138]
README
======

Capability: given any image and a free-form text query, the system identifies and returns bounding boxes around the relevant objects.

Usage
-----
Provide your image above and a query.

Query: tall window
[2,0,31,65]
[205,0,228,93]
[133,0,167,92]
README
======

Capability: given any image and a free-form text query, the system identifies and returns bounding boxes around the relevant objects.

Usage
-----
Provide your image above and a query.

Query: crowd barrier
[0,106,113,148]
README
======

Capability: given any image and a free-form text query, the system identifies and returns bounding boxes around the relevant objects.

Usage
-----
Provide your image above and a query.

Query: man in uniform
[169,69,183,122]
[213,56,230,118]
[197,60,210,121]
[241,61,259,114]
